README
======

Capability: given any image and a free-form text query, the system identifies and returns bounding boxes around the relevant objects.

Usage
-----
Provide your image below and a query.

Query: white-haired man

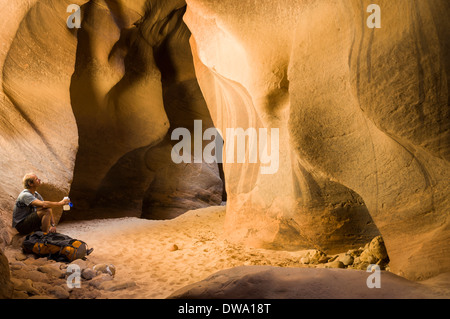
[12,173,70,235]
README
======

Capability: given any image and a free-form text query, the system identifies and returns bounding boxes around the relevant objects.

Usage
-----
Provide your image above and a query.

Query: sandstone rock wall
[0,0,224,295]
[0,249,13,299]
[0,0,223,228]
[0,0,86,244]
[67,0,223,220]
[185,0,450,280]
[0,0,448,285]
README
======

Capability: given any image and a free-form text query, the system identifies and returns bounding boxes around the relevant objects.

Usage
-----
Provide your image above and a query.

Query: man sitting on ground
[12,173,70,235]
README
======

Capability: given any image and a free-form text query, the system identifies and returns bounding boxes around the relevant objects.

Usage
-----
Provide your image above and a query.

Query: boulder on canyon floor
[168,265,443,299]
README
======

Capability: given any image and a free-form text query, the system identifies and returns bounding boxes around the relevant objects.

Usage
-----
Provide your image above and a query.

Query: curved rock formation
[0,0,448,287]
[185,0,450,280]
[68,0,223,219]
[0,0,223,225]
[0,0,84,241]
[168,266,446,299]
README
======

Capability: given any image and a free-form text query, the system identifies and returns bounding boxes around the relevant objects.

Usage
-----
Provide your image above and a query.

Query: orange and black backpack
[22,231,93,262]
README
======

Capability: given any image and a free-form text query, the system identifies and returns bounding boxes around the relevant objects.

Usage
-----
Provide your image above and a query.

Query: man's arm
[30,198,68,232]
[30,198,69,209]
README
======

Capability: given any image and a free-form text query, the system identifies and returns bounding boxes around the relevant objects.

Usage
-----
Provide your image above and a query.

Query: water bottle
[63,196,73,211]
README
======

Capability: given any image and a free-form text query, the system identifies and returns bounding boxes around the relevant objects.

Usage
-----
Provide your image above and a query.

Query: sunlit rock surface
[0,0,448,286]
[185,0,450,280]
[0,0,83,242]
[68,0,223,219]
[0,0,223,231]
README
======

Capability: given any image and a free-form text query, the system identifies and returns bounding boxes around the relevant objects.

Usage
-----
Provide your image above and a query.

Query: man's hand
[61,198,70,206]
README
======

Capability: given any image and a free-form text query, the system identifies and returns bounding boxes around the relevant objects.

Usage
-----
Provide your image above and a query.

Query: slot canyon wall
[67,0,224,220]
[0,0,224,235]
[0,0,81,245]
[185,0,450,281]
[0,0,448,291]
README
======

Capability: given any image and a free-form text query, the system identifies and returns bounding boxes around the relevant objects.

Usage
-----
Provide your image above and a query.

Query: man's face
[32,175,41,187]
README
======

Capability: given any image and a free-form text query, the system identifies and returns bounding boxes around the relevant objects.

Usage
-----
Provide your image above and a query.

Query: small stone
[89,274,113,289]
[325,260,345,268]
[169,244,179,252]
[23,257,47,266]
[48,286,70,299]
[11,278,39,295]
[347,248,364,257]
[300,257,310,264]
[107,265,116,276]
[93,264,107,273]
[356,262,370,270]
[32,282,52,293]
[13,269,49,283]
[309,250,328,264]
[359,250,377,264]
[70,259,88,270]
[10,277,21,287]
[9,261,25,270]
[368,236,388,260]
[339,254,354,266]
[38,265,64,278]
[82,268,97,280]
[93,264,116,276]
[14,252,27,261]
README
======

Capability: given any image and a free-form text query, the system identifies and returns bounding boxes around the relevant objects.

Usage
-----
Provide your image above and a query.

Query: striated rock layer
[68,0,223,220]
[185,0,450,280]
[0,0,85,245]
[0,0,448,286]
[0,0,223,230]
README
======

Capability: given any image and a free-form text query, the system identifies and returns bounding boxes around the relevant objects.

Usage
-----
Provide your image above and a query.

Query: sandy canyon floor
[4,205,450,299]
[57,205,311,299]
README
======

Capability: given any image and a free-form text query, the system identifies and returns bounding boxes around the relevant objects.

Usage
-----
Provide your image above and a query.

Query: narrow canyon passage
[0,0,449,300]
